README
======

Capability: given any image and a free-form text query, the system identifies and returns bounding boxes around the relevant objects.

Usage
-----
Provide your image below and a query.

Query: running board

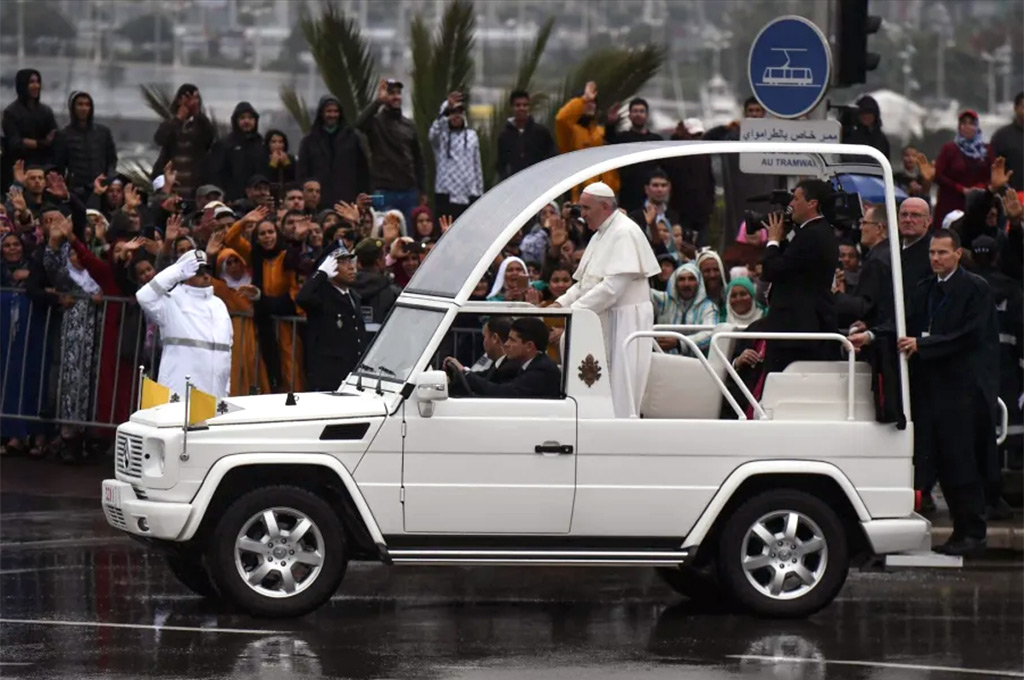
[386,548,691,566]
[883,550,963,568]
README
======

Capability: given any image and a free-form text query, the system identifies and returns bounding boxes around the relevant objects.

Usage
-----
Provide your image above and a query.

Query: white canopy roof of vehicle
[406,141,892,302]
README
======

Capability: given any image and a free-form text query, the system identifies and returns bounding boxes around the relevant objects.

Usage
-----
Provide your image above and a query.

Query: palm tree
[409,0,476,204]
[545,46,667,133]
[277,1,378,136]
[477,17,556,191]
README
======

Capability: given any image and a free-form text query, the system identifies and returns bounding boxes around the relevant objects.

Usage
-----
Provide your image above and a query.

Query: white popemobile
[102,142,937,619]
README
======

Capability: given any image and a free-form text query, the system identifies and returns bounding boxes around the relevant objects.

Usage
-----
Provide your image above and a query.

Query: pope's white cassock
[556,184,660,417]
[137,251,234,398]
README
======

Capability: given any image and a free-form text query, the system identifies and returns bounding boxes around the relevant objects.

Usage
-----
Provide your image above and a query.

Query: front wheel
[206,486,347,617]
[717,490,848,618]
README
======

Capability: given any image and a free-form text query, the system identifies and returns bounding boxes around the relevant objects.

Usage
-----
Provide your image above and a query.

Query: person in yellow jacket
[555,81,620,202]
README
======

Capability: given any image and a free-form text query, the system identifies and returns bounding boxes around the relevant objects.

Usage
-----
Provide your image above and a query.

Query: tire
[165,552,219,599]
[716,489,848,618]
[206,485,347,618]
[655,565,721,603]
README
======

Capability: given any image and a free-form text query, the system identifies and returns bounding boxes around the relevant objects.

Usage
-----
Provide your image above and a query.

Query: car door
[401,395,577,534]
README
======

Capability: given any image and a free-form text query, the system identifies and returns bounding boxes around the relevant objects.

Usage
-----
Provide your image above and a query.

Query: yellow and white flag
[140,377,171,410]
[187,385,218,426]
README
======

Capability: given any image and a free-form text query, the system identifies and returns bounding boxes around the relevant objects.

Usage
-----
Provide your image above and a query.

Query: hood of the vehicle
[129,391,390,428]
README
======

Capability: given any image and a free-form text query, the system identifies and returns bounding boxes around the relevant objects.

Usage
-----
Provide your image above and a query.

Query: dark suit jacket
[877,267,998,411]
[465,353,561,399]
[900,235,932,297]
[835,239,894,329]
[761,216,839,338]
[295,271,367,391]
[480,356,522,384]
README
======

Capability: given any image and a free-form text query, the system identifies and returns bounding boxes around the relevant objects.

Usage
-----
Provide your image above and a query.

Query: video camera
[743,189,795,233]
[743,183,864,236]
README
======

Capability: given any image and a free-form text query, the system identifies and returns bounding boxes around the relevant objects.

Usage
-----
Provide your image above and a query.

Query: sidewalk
[1,456,1021,550]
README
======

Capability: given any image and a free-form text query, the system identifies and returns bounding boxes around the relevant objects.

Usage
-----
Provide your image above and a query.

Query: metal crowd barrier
[0,288,484,432]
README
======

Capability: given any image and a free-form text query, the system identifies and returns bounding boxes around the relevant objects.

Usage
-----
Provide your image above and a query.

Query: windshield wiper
[377,366,396,377]
[357,362,379,374]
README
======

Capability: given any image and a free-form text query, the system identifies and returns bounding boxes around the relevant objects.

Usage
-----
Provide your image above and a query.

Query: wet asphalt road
[1,465,1023,680]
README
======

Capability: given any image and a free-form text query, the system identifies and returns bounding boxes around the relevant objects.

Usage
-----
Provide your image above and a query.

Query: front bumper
[861,514,932,554]
[102,479,192,541]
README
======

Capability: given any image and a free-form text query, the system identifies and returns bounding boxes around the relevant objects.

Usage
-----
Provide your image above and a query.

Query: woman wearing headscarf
[42,217,103,460]
[650,262,718,356]
[410,205,441,243]
[934,110,994,229]
[264,130,296,203]
[207,234,269,397]
[1,232,50,457]
[152,83,216,200]
[224,207,304,393]
[486,256,534,302]
[725,277,767,327]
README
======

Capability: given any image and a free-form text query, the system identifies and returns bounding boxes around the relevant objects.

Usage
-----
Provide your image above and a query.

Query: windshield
[349,305,446,385]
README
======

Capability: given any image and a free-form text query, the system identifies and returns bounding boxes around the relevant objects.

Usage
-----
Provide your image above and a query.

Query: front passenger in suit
[445,317,561,399]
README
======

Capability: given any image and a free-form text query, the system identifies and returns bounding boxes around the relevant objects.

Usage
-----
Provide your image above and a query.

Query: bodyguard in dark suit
[445,317,561,399]
[852,229,998,556]
[760,179,839,372]
[295,246,367,391]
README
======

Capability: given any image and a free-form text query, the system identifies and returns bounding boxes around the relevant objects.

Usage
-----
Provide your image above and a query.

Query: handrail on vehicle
[622,331,746,420]
[708,332,857,421]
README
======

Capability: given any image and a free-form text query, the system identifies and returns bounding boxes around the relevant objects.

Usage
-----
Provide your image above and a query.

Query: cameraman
[760,179,840,372]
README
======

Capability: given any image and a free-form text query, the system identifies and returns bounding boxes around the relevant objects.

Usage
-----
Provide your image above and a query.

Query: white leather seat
[640,325,737,419]
[761,362,874,421]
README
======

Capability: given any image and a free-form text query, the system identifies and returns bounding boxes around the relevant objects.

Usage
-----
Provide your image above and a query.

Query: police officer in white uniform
[137,249,233,397]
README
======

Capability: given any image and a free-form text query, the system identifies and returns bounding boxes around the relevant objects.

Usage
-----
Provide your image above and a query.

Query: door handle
[535,442,574,455]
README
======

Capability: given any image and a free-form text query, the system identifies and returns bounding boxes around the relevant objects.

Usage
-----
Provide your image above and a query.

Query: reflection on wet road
[1,491,1022,679]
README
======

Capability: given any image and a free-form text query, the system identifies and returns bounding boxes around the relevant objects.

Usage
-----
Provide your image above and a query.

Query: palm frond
[433,0,476,105]
[279,85,312,134]
[139,83,173,121]
[300,1,377,124]
[118,159,153,190]
[409,1,478,203]
[478,16,556,190]
[545,45,666,132]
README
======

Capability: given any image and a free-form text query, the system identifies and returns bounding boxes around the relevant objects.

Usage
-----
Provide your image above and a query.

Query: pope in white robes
[555,182,660,417]
[137,249,234,398]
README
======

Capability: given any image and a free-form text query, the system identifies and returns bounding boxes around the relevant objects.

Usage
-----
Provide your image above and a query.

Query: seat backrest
[761,366,874,421]
[640,324,737,420]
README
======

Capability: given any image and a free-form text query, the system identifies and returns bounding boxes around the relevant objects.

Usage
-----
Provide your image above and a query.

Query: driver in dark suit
[445,317,561,399]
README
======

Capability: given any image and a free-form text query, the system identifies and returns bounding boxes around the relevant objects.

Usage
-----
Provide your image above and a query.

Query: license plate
[102,481,122,508]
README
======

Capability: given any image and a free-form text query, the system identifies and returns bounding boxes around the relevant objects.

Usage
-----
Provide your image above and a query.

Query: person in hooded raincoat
[209,241,270,397]
[2,69,58,187]
[840,95,890,160]
[54,91,117,197]
[298,95,370,207]
[210,102,267,202]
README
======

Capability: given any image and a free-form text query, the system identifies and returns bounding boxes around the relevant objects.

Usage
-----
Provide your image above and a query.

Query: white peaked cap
[582,181,615,198]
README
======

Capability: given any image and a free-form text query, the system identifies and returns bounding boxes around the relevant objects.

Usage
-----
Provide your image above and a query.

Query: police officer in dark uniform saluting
[852,228,999,556]
[295,244,367,391]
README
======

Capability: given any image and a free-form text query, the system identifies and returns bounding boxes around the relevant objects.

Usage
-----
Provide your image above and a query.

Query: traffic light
[835,0,882,87]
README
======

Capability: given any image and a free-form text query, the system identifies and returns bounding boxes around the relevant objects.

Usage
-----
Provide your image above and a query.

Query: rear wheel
[206,485,347,617]
[717,490,848,618]
[164,551,218,599]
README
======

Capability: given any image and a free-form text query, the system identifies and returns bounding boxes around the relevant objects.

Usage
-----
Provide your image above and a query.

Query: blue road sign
[748,16,831,119]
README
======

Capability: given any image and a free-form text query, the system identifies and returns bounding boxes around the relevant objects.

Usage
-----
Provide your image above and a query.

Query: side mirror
[415,370,448,417]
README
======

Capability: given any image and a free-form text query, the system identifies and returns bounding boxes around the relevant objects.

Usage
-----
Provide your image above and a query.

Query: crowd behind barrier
[0,71,1021,528]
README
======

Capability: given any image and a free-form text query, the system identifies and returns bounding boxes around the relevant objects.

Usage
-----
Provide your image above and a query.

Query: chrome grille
[115,433,144,477]
[104,504,126,530]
